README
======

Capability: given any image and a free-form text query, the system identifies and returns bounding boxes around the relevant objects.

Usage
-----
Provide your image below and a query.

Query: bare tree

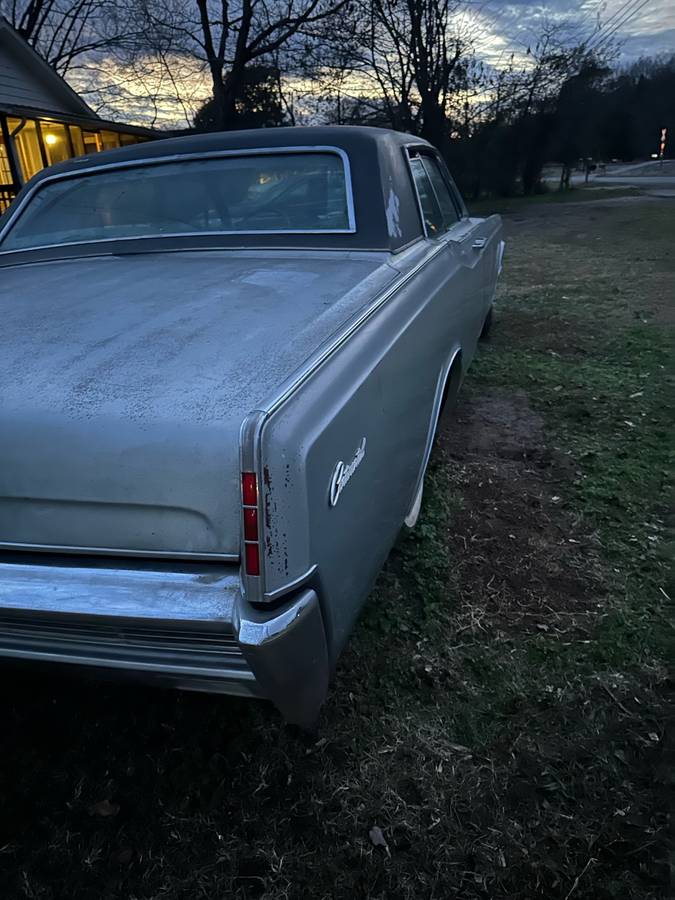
[122,0,351,129]
[493,23,616,191]
[309,0,475,157]
[1,0,133,74]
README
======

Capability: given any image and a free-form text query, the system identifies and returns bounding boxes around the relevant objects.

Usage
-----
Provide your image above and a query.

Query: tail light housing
[241,472,260,576]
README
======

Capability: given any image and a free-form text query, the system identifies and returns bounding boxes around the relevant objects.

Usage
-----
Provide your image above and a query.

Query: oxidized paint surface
[0,250,396,555]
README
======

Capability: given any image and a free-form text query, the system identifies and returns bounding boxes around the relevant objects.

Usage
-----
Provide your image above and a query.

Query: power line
[586,0,650,53]
[592,0,638,35]
[590,1,650,53]
[586,0,638,46]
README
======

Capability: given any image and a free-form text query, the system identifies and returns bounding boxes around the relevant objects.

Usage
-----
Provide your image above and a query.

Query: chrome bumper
[0,555,328,725]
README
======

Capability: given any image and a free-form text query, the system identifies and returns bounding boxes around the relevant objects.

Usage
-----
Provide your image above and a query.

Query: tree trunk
[419,100,450,161]
[208,67,245,130]
[557,163,572,190]
[220,73,240,128]
[210,73,229,129]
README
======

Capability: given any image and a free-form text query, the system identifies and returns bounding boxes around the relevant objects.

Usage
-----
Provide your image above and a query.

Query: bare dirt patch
[437,390,602,637]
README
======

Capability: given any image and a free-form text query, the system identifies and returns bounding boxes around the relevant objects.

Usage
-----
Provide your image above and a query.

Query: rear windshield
[0,151,353,251]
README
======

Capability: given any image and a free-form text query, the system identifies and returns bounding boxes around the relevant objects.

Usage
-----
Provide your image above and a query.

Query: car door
[407,147,488,363]
[432,153,502,333]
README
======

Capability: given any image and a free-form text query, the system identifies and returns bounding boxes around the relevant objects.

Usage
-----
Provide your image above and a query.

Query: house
[0,16,157,213]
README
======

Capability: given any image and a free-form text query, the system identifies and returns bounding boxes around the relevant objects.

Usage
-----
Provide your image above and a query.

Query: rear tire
[479,306,494,341]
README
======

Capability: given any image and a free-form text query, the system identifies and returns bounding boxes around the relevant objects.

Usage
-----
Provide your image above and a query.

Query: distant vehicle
[0,126,504,725]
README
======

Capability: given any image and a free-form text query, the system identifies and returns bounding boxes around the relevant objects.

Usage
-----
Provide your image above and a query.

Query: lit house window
[69,126,86,157]
[100,130,120,151]
[83,132,102,154]
[40,122,71,166]
[7,118,43,181]
[1,113,153,194]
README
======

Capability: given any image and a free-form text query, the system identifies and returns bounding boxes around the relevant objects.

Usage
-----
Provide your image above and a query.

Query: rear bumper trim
[0,556,255,689]
[0,642,257,688]
[0,556,240,622]
[0,559,329,722]
[238,588,329,727]
[0,609,254,681]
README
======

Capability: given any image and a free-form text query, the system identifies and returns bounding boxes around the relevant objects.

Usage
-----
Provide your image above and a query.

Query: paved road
[543,159,675,191]
[606,160,675,177]
[596,175,675,191]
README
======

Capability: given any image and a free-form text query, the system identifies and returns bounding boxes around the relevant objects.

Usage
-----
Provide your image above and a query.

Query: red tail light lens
[242,472,260,577]
[242,473,257,506]
[243,507,258,542]
[245,542,260,577]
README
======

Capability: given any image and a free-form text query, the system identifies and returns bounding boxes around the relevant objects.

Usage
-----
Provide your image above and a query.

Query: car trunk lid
[0,249,395,557]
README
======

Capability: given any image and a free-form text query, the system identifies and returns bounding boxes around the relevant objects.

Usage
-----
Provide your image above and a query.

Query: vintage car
[0,126,503,725]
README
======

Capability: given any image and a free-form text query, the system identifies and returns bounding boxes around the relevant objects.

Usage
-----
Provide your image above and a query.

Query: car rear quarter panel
[257,230,492,658]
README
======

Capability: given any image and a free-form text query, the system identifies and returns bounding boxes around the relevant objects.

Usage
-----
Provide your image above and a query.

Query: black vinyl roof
[50,125,430,167]
[3,126,437,257]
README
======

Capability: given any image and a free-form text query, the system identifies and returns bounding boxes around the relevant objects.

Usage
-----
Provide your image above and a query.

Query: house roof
[0,16,96,118]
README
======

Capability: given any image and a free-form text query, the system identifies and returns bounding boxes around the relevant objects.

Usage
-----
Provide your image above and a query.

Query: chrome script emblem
[329,438,366,507]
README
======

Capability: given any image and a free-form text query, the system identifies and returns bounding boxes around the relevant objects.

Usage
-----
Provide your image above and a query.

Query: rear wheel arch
[438,350,464,423]
[404,346,463,528]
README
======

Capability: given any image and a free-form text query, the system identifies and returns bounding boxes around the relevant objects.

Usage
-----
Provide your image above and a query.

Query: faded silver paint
[0,251,397,557]
[0,127,503,725]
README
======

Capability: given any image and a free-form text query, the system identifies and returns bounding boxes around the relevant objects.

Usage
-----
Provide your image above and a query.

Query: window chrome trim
[405,144,464,238]
[404,144,441,240]
[0,145,357,254]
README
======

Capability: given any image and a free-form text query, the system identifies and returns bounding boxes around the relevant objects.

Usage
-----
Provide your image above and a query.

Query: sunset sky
[73,0,675,129]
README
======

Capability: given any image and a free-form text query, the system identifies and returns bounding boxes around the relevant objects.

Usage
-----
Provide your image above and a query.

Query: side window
[409,156,444,236]
[420,155,461,229]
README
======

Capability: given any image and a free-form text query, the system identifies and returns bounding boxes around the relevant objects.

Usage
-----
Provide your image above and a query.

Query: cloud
[478,0,675,62]
[621,27,675,59]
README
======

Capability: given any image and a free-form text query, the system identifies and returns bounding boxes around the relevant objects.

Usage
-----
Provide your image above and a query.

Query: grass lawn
[468,183,644,217]
[0,193,672,900]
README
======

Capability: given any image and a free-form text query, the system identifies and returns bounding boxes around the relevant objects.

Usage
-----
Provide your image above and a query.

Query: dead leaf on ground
[369,825,389,854]
[448,742,472,754]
